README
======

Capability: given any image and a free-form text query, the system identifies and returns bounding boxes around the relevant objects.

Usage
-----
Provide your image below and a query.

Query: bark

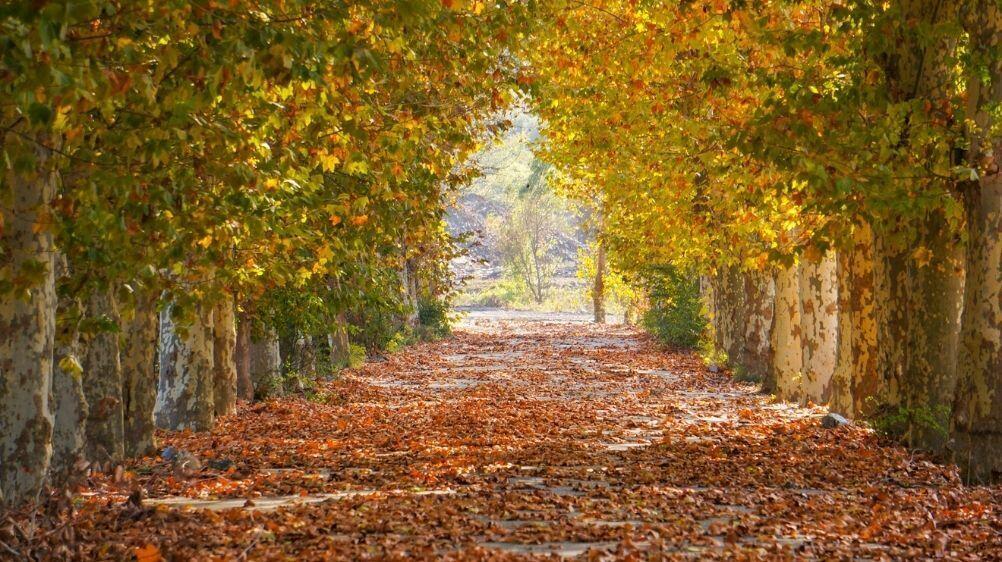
[0,139,57,505]
[593,241,606,323]
[249,326,282,399]
[122,293,159,458]
[50,330,88,483]
[293,335,317,378]
[952,0,1002,483]
[873,213,963,453]
[771,264,803,403]
[235,311,254,401]
[212,299,238,417]
[156,304,215,431]
[329,312,351,368]
[830,222,881,418]
[739,270,774,382]
[82,289,124,464]
[400,254,419,329]
[710,267,746,368]
[868,0,965,454]
[799,249,838,405]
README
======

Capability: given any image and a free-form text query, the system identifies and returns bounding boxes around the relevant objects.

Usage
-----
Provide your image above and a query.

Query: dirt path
[16,313,1002,560]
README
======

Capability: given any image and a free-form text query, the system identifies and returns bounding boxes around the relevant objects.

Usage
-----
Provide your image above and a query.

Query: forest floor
[7,311,1002,560]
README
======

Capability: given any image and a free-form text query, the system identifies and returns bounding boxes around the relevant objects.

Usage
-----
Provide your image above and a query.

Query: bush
[641,266,707,349]
[418,298,452,339]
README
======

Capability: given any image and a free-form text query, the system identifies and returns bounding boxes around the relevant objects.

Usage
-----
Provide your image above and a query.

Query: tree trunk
[740,270,774,382]
[952,0,1002,483]
[400,254,419,329]
[771,264,803,403]
[830,222,881,418]
[874,213,963,452]
[0,140,57,505]
[50,330,88,483]
[710,267,745,369]
[122,293,158,458]
[593,241,606,323]
[156,304,215,431]
[212,299,238,417]
[82,289,125,464]
[868,0,964,454]
[249,326,282,399]
[235,311,254,401]
[799,249,838,405]
[329,312,351,368]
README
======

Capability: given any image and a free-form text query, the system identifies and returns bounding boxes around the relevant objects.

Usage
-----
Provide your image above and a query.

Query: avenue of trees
[0,0,530,507]
[526,0,1000,482]
[1,0,999,511]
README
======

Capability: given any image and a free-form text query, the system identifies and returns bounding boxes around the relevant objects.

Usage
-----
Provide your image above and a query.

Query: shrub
[418,298,452,339]
[641,266,707,349]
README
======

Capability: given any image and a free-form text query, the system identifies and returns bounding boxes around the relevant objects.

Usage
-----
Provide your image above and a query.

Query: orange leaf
[134,543,163,562]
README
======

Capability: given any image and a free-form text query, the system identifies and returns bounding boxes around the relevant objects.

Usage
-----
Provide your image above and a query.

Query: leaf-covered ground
[6,313,1002,560]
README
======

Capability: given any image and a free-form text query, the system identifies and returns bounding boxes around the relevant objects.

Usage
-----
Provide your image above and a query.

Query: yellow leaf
[58,354,83,379]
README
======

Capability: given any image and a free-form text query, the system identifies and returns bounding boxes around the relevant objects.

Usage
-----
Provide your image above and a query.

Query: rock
[821,413,850,429]
[207,459,234,471]
[708,364,720,373]
[172,450,202,477]
[160,446,179,461]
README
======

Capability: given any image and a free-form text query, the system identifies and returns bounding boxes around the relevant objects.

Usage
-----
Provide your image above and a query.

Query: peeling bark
[831,222,881,418]
[250,326,282,399]
[212,299,237,417]
[799,250,838,405]
[0,140,57,505]
[771,264,803,403]
[874,213,963,453]
[50,329,88,483]
[122,293,159,458]
[710,266,746,368]
[156,304,215,431]
[235,311,253,401]
[952,0,1002,483]
[740,270,774,383]
[82,289,125,464]
[869,0,965,454]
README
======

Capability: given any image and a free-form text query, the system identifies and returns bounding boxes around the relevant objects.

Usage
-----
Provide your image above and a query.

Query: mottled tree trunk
[122,293,159,458]
[710,267,746,369]
[868,0,965,453]
[212,299,238,417]
[874,213,964,452]
[830,222,881,418]
[250,326,282,399]
[771,264,803,403]
[799,250,838,405]
[156,304,215,431]
[0,140,57,505]
[593,241,606,324]
[50,329,88,483]
[400,254,419,329]
[293,335,316,379]
[329,312,351,368]
[952,0,1002,483]
[740,270,774,383]
[235,311,254,401]
[82,289,124,464]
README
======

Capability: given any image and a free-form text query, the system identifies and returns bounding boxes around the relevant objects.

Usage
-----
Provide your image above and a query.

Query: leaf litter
[3,314,1000,560]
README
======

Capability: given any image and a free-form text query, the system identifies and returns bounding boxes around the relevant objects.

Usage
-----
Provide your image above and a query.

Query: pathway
[17,311,1002,560]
